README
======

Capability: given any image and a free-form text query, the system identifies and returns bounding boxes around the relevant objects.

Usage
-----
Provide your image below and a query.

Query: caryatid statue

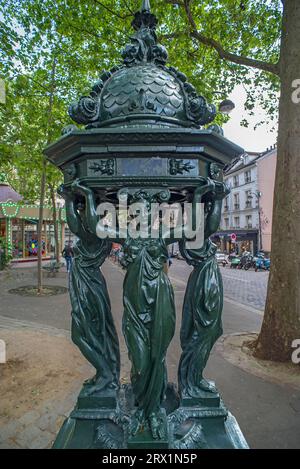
[58,184,120,395]
[179,181,230,399]
[68,179,208,439]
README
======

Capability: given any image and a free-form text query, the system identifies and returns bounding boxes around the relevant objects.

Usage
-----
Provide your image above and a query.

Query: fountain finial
[141,0,151,12]
[132,0,157,31]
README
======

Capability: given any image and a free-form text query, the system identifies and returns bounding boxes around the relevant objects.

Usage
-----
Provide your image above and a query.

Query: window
[233,175,239,187]
[224,218,229,229]
[224,196,229,211]
[233,193,240,210]
[245,190,252,208]
[244,170,251,184]
[234,217,240,228]
[246,215,252,228]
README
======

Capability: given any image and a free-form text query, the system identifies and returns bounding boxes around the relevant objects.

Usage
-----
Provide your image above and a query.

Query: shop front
[0,177,66,263]
[0,203,66,263]
[212,229,259,255]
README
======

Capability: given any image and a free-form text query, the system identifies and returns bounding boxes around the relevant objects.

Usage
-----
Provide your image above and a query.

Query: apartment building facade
[257,147,277,253]
[213,147,277,255]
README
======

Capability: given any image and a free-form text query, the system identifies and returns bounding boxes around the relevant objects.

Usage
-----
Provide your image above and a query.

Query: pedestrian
[62,242,74,273]
[114,247,119,263]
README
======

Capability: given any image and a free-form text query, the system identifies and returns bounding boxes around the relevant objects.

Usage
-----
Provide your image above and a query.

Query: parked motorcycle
[243,255,256,271]
[238,252,253,270]
[230,256,241,269]
[255,256,270,272]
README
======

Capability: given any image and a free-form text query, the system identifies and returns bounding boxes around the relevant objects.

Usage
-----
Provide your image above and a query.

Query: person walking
[62,242,74,273]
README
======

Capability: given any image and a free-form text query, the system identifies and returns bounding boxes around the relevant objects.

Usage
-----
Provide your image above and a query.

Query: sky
[222,85,278,154]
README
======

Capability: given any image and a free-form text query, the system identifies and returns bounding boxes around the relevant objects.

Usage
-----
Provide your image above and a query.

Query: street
[169,259,269,312]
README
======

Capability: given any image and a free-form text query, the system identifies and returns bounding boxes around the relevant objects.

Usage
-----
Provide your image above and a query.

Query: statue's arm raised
[192,178,216,231]
[57,184,85,238]
[70,180,122,241]
[204,182,230,238]
[70,180,98,234]
[164,178,216,243]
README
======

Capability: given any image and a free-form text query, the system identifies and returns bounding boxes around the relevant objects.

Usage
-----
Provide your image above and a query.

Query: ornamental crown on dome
[69,0,216,129]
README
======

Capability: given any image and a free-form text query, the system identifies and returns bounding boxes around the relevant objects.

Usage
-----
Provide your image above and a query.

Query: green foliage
[0,236,12,270]
[0,0,282,198]
[0,77,64,202]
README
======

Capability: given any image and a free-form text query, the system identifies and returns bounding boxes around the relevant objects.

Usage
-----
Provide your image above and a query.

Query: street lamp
[219,98,236,114]
[211,91,236,114]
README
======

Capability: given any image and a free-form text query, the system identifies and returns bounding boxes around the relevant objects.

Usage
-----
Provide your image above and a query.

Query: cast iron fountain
[45,0,248,449]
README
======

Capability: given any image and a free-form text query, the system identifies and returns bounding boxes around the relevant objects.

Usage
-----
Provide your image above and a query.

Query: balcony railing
[234,204,240,210]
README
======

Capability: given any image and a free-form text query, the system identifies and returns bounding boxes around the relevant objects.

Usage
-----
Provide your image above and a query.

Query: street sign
[231,233,237,242]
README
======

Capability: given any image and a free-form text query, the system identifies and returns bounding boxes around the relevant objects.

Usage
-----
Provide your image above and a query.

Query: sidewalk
[0,324,91,449]
[0,261,299,449]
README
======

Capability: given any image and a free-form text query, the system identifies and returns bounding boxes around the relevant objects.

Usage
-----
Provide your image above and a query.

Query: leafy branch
[173,0,281,76]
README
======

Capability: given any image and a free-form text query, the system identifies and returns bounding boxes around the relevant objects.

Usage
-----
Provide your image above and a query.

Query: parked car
[215,251,228,267]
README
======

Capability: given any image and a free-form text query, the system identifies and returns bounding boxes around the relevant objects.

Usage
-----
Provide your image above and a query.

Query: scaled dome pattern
[69,2,216,129]
[100,65,186,125]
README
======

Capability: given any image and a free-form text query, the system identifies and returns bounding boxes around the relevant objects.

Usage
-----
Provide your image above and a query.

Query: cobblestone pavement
[169,260,268,311]
[0,388,79,449]
[219,266,268,311]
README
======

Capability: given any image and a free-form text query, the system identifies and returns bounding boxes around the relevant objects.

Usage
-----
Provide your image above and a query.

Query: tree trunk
[255,0,300,361]
[50,185,60,263]
[37,56,57,293]
[37,159,47,293]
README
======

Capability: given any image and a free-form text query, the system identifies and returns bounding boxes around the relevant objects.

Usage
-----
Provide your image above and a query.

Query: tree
[0,0,94,289]
[157,0,298,362]
[1,0,299,360]
[254,1,300,361]
[37,56,56,293]
[0,72,64,290]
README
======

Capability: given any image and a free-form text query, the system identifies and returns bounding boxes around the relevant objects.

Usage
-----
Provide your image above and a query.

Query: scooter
[255,256,270,272]
[230,256,241,269]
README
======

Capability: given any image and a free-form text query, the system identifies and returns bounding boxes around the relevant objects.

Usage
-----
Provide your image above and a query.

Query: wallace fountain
[45,0,249,449]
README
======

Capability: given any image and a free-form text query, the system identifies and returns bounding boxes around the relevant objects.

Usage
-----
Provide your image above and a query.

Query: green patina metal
[59,185,120,395]
[45,0,248,449]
